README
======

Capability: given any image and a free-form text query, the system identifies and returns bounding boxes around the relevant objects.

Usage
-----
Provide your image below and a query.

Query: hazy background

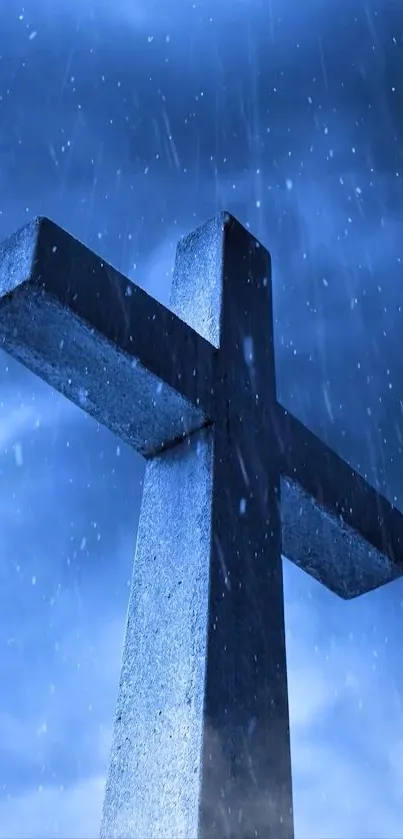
[1,0,403,836]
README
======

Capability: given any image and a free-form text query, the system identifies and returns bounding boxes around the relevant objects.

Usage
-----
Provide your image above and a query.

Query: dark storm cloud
[2,0,403,503]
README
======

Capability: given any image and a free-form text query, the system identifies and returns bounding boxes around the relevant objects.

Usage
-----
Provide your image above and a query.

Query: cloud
[17,0,333,33]
[284,564,403,838]
[0,355,86,451]
[0,776,105,839]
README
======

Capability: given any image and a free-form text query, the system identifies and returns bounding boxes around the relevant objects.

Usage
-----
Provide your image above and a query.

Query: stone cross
[0,213,402,839]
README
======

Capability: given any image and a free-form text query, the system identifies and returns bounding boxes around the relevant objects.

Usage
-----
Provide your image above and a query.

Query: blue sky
[1,0,403,836]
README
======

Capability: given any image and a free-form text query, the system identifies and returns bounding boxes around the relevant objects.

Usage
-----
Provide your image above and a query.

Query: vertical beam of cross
[100,214,293,839]
[1,212,402,839]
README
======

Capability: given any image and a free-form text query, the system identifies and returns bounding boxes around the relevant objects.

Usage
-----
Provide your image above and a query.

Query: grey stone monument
[0,212,402,839]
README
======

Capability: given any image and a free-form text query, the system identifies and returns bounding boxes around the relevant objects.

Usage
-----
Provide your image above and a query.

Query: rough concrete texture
[1,212,403,839]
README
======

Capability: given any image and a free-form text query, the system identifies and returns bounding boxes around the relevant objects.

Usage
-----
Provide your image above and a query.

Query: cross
[0,213,402,839]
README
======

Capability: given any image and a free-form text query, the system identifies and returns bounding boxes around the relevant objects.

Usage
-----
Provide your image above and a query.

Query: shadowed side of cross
[0,212,402,839]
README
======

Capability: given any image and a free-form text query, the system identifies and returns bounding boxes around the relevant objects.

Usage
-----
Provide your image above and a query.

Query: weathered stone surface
[278,407,403,597]
[101,214,293,838]
[0,217,215,455]
[1,211,403,839]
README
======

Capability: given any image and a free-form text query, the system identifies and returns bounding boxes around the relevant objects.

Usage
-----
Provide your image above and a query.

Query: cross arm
[276,404,403,598]
[0,218,216,455]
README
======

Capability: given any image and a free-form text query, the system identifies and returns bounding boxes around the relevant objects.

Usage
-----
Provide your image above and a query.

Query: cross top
[0,212,402,838]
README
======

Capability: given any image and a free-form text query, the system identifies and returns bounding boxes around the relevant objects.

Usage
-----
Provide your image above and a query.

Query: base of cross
[101,427,294,839]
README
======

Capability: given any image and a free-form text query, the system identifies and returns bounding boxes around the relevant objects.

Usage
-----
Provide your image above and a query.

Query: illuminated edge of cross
[0,213,402,839]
